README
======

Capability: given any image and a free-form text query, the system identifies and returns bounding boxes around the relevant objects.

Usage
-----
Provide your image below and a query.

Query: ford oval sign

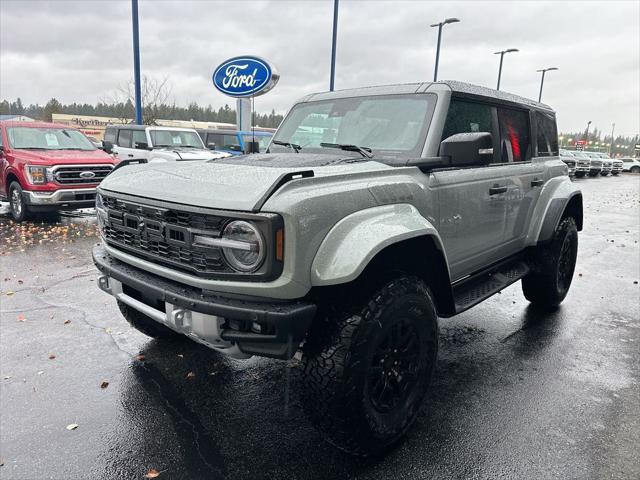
[212,56,279,98]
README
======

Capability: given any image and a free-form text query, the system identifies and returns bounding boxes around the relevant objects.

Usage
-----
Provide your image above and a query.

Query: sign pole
[330,0,339,91]
[131,0,143,125]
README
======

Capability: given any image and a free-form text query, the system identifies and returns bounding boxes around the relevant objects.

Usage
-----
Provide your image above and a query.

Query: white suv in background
[103,125,231,163]
[621,157,640,173]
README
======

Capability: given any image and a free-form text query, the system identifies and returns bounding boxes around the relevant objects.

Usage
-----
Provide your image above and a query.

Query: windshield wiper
[320,143,373,158]
[272,140,301,153]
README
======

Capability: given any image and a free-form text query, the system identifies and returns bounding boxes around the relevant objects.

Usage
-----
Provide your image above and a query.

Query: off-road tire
[522,217,578,308]
[301,276,438,456]
[118,300,180,339]
[9,181,30,222]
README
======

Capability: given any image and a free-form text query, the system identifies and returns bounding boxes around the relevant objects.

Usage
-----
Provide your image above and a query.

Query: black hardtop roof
[302,80,554,113]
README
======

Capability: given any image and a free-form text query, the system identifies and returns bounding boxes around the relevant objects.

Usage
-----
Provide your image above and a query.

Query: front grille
[101,195,234,276]
[54,165,113,184]
[590,160,602,167]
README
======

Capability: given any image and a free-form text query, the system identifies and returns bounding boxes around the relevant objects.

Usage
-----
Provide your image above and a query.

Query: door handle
[127,154,134,158]
[531,179,544,187]
[489,185,508,195]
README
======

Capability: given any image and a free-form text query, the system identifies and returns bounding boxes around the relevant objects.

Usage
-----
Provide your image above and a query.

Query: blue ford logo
[212,56,279,97]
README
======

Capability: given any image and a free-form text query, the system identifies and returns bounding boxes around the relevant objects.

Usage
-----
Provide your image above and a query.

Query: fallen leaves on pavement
[144,469,161,478]
[100,381,109,389]
[66,423,78,431]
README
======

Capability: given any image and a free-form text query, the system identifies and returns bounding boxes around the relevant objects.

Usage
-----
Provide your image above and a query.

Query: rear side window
[117,129,131,148]
[535,111,558,157]
[497,107,531,162]
[104,128,116,144]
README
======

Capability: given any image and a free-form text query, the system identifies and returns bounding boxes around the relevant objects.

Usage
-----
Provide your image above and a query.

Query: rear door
[433,98,509,280]
[112,128,139,160]
[499,107,547,255]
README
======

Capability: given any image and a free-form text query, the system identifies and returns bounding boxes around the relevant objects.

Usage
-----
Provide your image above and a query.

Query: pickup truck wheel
[522,217,578,308]
[9,182,30,222]
[301,276,438,456]
[117,301,180,339]
[631,166,640,174]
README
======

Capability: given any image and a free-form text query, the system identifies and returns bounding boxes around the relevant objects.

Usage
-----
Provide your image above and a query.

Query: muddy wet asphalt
[1,174,639,480]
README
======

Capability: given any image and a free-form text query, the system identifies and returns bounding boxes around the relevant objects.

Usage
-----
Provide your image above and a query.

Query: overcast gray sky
[1,0,638,136]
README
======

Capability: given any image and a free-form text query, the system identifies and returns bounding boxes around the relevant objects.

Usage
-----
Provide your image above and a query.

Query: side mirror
[440,132,493,167]
[102,140,114,154]
[207,142,217,150]
[246,141,260,154]
[134,142,150,150]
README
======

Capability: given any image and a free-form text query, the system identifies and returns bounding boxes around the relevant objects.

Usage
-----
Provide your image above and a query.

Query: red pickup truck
[0,121,117,221]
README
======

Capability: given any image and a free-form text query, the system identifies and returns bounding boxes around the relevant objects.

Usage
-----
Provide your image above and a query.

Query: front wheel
[522,217,578,308]
[8,181,30,222]
[301,276,438,456]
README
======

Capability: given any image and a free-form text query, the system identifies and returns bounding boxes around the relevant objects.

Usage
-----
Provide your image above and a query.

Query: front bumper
[23,187,97,210]
[92,244,316,359]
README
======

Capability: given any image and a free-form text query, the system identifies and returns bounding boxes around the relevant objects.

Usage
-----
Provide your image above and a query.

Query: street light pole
[431,18,460,82]
[131,0,143,125]
[494,48,519,90]
[329,0,339,91]
[609,123,615,156]
[584,120,592,142]
[536,67,558,102]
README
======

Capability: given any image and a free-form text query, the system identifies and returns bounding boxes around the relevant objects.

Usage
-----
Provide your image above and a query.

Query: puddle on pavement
[0,208,99,255]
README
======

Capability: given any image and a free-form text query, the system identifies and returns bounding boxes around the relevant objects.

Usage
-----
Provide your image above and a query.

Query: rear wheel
[118,301,180,339]
[522,217,578,308]
[301,276,438,456]
[8,181,30,222]
[631,166,640,174]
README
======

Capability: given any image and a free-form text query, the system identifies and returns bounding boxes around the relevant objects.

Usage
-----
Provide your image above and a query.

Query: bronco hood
[100,153,391,212]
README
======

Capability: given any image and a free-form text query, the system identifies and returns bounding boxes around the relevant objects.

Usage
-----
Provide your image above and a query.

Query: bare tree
[102,75,173,125]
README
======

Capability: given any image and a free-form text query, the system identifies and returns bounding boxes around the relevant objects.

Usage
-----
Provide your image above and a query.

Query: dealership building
[51,113,236,140]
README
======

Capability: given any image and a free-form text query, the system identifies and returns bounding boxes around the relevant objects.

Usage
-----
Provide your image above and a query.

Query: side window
[441,99,498,164]
[441,100,494,141]
[104,127,116,144]
[117,129,131,148]
[131,130,147,148]
[206,133,224,147]
[535,111,558,157]
[497,107,531,163]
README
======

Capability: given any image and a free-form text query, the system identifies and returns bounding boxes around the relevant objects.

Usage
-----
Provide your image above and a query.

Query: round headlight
[221,220,265,272]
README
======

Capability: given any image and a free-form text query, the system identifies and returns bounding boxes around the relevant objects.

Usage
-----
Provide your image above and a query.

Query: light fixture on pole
[430,17,460,82]
[536,67,558,102]
[494,48,519,90]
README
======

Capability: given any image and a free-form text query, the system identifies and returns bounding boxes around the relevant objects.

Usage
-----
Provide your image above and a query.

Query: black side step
[452,258,530,314]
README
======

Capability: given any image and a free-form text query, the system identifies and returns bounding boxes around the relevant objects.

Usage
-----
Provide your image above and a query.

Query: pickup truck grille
[590,160,602,168]
[101,195,234,276]
[54,164,113,184]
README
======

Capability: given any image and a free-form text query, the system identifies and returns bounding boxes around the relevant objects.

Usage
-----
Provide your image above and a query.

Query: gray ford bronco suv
[93,80,582,456]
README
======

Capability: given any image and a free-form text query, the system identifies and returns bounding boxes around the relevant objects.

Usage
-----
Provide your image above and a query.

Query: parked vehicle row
[0,121,118,221]
[559,149,628,178]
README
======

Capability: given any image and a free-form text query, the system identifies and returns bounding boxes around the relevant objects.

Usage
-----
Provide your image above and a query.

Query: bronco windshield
[270,94,434,158]
[7,127,96,151]
[149,130,204,148]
